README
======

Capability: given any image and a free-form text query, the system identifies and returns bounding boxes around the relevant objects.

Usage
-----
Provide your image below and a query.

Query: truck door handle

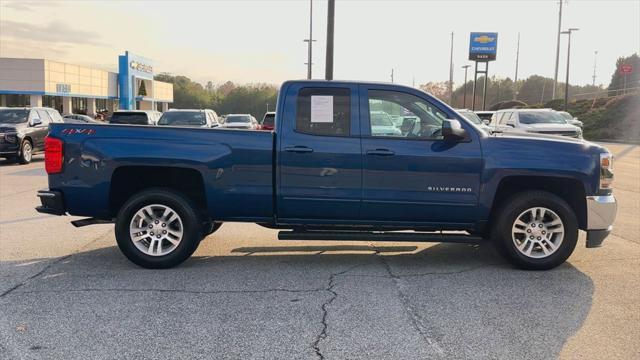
[285,146,314,153]
[366,149,395,156]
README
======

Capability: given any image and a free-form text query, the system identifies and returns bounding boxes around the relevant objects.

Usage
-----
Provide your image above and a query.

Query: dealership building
[0,51,173,116]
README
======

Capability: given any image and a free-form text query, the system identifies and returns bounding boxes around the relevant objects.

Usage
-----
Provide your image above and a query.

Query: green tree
[608,53,640,94]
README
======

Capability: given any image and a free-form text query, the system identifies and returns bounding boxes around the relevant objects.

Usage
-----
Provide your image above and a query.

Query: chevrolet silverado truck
[36,80,617,270]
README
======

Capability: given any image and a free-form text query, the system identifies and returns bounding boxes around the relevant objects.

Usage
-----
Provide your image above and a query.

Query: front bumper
[585,195,617,248]
[0,142,20,156]
[35,189,66,215]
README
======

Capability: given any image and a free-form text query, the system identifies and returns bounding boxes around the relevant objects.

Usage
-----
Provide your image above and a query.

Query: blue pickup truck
[36,80,616,270]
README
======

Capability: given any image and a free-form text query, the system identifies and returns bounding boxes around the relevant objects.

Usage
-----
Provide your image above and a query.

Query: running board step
[278,231,482,243]
[71,218,113,228]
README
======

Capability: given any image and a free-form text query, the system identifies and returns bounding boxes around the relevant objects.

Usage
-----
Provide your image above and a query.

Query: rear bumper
[585,195,617,248]
[35,189,66,215]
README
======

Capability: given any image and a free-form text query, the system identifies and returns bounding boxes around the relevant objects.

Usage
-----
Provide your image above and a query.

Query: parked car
[220,114,259,130]
[63,114,99,124]
[456,109,492,133]
[37,80,615,271]
[474,111,495,124]
[109,110,162,125]
[158,109,220,128]
[557,111,584,128]
[260,112,275,131]
[491,109,583,138]
[0,107,63,164]
[370,111,402,136]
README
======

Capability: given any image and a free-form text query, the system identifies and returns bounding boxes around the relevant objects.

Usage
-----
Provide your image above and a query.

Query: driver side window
[368,90,445,140]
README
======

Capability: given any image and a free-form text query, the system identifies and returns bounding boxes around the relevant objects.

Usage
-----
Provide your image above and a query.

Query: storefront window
[96,98,107,111]
[43,96,64,113]
[72,98,87,114]
[4,94,29,107]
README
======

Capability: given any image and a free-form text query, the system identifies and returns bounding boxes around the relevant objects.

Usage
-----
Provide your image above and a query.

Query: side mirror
[482,119,490,125]
[442,119,467,141]
[30,117,42,127]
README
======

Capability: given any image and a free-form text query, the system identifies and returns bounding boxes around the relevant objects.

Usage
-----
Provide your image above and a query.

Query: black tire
[202,222,222,238]
[18,140,33,164]
[115,188,203,269]
[492,190,578,270]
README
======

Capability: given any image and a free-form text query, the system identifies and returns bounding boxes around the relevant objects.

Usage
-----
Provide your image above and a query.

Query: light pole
[552,0,563,99]
[562,28,579,111]
[462,65,470,108]
[325,0,335,80]
[303,0,315,79]
[448,31,454,104]
[592,50,598,86]
[514,32,520,100]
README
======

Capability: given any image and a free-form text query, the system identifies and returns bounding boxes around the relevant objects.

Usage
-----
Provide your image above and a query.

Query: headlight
[4,133,17,143]
[600,153,613,190]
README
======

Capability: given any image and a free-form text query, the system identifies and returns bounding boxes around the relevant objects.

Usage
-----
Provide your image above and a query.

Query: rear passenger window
[296,88,350,136]
[36,109,51,124]
[47,109,63,123]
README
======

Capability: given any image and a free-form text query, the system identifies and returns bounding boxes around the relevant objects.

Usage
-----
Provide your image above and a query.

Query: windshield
[519,111,567,125]
[262,114,275,127]
[158,112,206,126]
[109,112,149,125]
[557,112,573,120]
[0,109,29,124]
[371,113,394,127]
[226,115,251,123]
[459,111,483,125]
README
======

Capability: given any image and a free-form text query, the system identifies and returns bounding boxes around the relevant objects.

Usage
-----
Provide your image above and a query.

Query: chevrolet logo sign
[474,35,495,44]
[129,61,153,74]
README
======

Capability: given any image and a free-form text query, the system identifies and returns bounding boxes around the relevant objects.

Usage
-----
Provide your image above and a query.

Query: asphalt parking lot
[0,142,638,360]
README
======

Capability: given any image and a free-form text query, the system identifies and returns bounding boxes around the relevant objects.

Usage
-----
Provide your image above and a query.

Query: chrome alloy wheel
[129,204,184,256]
[22,142,32,162]
[512,207,564,259]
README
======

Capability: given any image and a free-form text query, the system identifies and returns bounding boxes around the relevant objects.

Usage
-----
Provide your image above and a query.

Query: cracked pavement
[1,143,639,359]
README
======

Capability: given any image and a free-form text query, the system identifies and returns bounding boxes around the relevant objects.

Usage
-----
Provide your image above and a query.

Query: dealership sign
[620,64,633,74]
[56,83,71,93]
[130,60,153,74]
[469,32,498,61]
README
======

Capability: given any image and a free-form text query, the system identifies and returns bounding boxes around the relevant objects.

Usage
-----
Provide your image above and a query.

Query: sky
[1,0,639,88]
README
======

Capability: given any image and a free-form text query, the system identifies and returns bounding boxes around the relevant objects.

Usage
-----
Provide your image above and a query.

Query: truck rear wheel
[492,190,578,270]
[115,188,202,269]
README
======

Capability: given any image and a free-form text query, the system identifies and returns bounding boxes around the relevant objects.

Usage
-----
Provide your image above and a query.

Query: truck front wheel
[492,191,578,270]
[115,188,203,269]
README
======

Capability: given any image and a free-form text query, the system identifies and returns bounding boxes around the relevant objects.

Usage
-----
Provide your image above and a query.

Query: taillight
[599,153,613,190]
[45,136,63,174]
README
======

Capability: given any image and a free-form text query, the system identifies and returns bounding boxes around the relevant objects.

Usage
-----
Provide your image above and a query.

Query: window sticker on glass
[311,95,333,123]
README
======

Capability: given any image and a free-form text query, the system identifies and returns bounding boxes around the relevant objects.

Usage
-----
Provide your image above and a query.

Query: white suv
[491,109,582,139]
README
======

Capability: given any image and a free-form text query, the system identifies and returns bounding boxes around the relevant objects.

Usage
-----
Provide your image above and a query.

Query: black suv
[0,107,63,164]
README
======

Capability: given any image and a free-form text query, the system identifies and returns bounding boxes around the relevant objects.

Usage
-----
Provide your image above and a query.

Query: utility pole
[325,0,335,80]
[412,77,415,88]
[514,32,520,100]
[462,65,470,108]
[448,31,454,104]
[562,28,579,111]
[390,68,394,83]
[303,0,315,79]
[592,50,598,86]
[552,0,563,99]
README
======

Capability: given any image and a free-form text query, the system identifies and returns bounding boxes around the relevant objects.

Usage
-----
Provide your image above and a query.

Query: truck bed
[47,123,274,221]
